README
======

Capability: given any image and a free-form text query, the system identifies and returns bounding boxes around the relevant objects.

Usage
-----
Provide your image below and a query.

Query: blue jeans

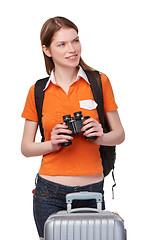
[33,174,105,238]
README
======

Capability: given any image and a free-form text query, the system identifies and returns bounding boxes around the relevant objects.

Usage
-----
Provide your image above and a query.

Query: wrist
[47,141,55,152]
[98,133,105,145]
[48,140,61,152]
[93,133,105,145]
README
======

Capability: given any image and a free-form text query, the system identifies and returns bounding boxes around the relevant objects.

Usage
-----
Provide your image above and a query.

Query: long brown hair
[40,17,99,79]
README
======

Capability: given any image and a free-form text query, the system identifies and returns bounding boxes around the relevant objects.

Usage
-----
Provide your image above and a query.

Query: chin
[65,61,80,69]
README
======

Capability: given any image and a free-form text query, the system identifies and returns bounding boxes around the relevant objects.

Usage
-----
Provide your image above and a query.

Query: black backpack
[34,70,116,197]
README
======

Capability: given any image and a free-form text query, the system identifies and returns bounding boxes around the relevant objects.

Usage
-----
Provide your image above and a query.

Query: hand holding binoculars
[60,111,97,147]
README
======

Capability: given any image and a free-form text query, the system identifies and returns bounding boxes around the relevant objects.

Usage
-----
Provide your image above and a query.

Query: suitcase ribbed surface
[45,215,125,240]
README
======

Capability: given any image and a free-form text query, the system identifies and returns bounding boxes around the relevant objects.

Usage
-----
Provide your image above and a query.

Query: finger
[82,118,95,125]
[87,131,102,136]
[53,138,71,144]
[84,128,98,136]
[51,134,73,141]
[51,135,73,145]
[55,128,73,135]
[51,127,72,135]
[53,124,68,130]
[81,122,99,132]
[84,126,103,136]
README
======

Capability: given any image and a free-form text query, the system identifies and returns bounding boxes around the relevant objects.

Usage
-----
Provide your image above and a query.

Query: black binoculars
[60,111,97,147]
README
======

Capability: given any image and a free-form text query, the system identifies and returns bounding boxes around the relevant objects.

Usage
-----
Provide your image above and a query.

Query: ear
[42,45,52,57]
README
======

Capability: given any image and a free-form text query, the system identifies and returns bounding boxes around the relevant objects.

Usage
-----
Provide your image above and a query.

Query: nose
[67,43,76,52]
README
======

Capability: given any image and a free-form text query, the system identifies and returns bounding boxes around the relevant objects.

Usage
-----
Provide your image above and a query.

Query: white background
[0,0,160,239]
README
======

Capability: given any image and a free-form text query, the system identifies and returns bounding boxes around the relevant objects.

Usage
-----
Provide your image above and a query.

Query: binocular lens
[63,115,71,122]
[74,111,82,120]
[61,140,72,147]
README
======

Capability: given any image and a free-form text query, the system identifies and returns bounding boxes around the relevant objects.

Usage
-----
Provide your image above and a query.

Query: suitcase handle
[66,191,102,212]
[68,207,101,213]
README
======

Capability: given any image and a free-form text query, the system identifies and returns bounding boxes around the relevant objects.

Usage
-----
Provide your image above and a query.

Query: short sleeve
[100,73,118,112]
[21,84,38,122]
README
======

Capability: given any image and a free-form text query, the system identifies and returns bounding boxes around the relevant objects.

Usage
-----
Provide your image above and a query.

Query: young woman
[21,17,125,239]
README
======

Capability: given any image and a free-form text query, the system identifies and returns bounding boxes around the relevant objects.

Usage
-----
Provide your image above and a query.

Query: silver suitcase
[44,191,126,240]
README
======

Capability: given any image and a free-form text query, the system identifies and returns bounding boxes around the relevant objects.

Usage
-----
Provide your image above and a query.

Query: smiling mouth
[66,54,78,59]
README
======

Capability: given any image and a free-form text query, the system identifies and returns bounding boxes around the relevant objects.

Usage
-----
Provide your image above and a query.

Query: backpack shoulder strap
[34,77,49,142]
[84,70,107,130]
[84,70,116,196]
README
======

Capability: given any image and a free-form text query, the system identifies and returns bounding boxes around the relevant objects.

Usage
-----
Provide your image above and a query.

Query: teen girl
[21,17,125,239]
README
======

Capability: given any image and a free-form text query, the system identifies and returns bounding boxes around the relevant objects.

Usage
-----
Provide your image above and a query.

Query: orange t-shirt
[21,72,118,176]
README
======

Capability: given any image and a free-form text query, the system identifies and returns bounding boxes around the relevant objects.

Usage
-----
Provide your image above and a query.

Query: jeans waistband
[36,174,104,194]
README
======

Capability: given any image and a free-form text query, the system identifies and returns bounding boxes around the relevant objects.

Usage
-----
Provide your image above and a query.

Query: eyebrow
[57,36,79,44]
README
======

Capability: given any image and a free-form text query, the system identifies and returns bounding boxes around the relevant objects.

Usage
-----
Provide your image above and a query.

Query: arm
[21,120,54,157]
[82,110,125,146]
[100,109,125,145]
[21,120,73,157]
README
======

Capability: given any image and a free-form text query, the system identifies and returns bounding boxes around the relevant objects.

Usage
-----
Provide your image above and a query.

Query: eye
[74,39,79,43]
[58,43,65,47]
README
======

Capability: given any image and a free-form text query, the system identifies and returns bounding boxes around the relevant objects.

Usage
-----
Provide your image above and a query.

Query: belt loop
[89,185,93,192]
[35,173,38,186]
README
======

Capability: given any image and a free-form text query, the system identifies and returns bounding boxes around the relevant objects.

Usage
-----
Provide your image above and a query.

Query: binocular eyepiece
[60,111,97,147]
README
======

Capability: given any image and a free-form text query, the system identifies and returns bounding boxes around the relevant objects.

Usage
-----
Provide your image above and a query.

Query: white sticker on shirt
[79,100,98,110]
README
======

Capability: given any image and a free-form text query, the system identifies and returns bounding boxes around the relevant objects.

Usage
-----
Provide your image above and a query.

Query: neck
[54,66,79,86]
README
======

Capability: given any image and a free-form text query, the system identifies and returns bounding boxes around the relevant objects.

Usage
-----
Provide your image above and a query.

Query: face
[43,28,81,69]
